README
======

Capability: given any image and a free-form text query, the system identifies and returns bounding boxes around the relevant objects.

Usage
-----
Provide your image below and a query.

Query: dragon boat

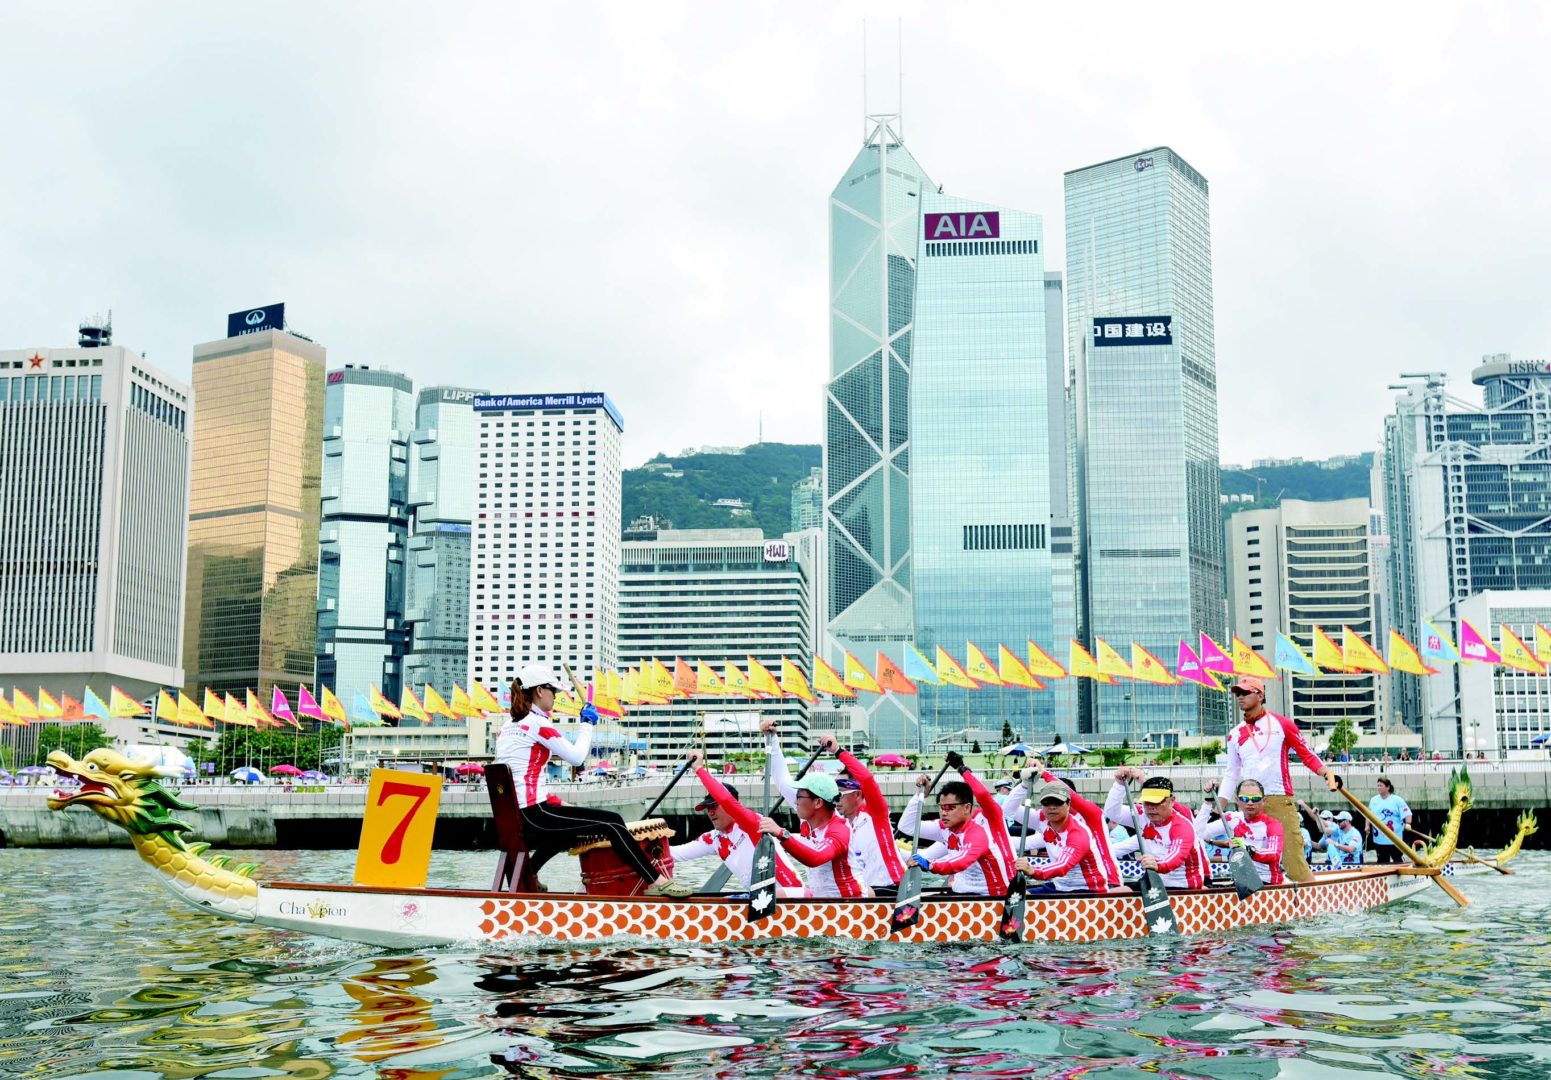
[45,749,1525,949]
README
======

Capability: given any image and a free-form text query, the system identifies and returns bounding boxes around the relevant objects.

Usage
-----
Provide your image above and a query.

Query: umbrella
[18,765,53,776]
[1046,742,1091,756]
[871,753,910,768]
[230,766,265,783]
[270,764,302,776]
[998,743,1032,756]
[300,770,329,781]
[628,765,647,777]
[1531,733,1550,745]
[591,765,615,774]
[455,762,485,775]
[0,769,10,778]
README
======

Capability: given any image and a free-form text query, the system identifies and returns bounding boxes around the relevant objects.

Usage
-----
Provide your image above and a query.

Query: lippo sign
[924,211,1000,240]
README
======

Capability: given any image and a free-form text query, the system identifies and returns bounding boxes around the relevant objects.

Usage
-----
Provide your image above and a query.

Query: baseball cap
[1335,810,1353,822]
[517,663,572,692]
[994,779,1013,792]
[795,773,840,802]
[1319,809,1334,820]
[1036,780,1071,804]
[1138,777,1175,804]
[835,776,862,793]
[1231,675,1265,694]
[694,784,737,810]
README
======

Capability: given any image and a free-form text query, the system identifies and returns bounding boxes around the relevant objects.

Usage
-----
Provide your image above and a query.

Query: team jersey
[1193,806,1286,884]
[682,768,802,889]
[1367,793,1411,846]
[1024,815,1109,893]
[919,817,1008,895]
[1003,771,1124,888]
[493,707,592,807]
[898,794,1012,884]
[836,750,906,887]
[1322,824,1363,866]
[1220,709,1327,797]
[1102,782,1211,889]
[777,815,863,898]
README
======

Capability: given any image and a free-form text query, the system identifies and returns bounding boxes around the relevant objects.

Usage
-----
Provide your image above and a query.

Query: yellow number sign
[354,769,443,888]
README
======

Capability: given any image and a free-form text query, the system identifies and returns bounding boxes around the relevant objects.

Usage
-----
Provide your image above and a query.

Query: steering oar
[1333,776,1470,907]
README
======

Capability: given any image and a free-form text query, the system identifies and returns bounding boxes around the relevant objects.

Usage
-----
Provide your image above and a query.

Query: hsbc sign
[924,211,1000,240]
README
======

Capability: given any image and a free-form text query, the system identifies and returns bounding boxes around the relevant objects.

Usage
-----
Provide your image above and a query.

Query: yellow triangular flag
[1095,638,1133,678]
[472,680,502,713]
[1499,626,1546,675]
[552,688,583,715]
[843,651,882,693]
[813,656,854,698]
[1070,641,1101,680]
[450,684,480,717]
[156,690,180,724]
[1231,636,1278,679]
[371,685,403,719]
[225,691,256,728]
[591,674,625,718]
[747,656,783,697]
[963,642,1003,686]
[203,688,225,720]
[246,689,277,727]
[400,686,430,722]
[648,658,677,697]
[695,661,726,695]
[1313,628,1345,673]
[1131,643,1180,685]
[1535,624,1551,666]
[320,686,349,726]
[110,686,147,717]
[178,692,211,728]
[1342,627,1388,673]
[997,644,1041,689]
[423,685,455,719]
[780,658,817,702]
[935,646,978,689]
[0,695,19,726]
[1386,630,1429,675]
[1026,640,1067,679]
[723,662,755,697]
[37,689,63,719]
[11,689,39,719]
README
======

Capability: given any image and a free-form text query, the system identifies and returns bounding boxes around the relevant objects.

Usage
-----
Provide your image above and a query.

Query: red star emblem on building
[28,353,45,369]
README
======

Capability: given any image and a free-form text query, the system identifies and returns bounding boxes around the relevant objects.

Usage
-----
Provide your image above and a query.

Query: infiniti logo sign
[226,302,285,339]
[245,309,267,326]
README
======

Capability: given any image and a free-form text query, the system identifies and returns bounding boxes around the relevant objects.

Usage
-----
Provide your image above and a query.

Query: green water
[0,847,1546,1078]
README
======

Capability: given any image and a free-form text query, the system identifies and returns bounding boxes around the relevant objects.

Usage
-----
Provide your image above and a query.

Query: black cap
[695,784,736,810]
[835,776,862,792]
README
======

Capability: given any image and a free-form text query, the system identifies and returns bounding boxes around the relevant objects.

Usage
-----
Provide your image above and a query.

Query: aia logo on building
[924,211,1000,240]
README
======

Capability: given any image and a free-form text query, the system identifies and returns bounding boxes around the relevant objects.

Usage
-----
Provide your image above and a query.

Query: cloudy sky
[5,2,1549,468]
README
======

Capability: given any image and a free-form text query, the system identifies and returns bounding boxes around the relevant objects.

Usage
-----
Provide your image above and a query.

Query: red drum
[567,818,675,896]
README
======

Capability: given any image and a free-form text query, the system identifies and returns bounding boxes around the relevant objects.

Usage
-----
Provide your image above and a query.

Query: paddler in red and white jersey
[756,772,865,898]
[1012,781,1110,893]
[494,664,691,896]
[896,751,1014,885]
[816,735,906,895]
[1004,760,1123,889]
[672,751,805,897]
[906,779,1009,895]
[1194,778,1286,885]
[1103,768,1211,889]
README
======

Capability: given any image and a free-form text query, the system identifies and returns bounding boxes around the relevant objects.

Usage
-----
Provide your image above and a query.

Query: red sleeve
[838,750,891,824]
[695,768,762,837]
[1277,714,1326,774]
[1252,815,1284,866]
[1032,826,1091,880]
[1043,768,1105,835]
[780,819,849,868]
[929,824,989,875]
[961,769,1006,833]
[1154,816,1193,873]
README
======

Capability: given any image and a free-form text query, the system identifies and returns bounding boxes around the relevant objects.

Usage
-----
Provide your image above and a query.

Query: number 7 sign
[354,769,444,888]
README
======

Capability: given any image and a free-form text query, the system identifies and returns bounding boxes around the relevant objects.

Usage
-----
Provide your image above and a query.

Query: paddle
[642,756,693,819]
[1405,827,1513,875]
[700,745,824,895]
[1122,781,1181,937]
[998,795,1033,942]
[747,752,778,923]
[1334,776,1470,907]
[890,763,953,934]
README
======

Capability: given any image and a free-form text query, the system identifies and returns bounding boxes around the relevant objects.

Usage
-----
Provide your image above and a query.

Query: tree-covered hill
[622,443,821,539]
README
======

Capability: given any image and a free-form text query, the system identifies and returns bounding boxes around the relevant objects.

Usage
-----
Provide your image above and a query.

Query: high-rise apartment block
[0,321,191,702]
[185,304,324,698]
[468,392,623,694]
[1065,148,1227,738]
[1382,357,1551,751]
[316,366,413,711]
[790,467,822,531]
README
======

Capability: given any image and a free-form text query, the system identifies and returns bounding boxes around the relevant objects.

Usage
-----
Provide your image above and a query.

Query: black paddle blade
[1137,869,1181,936]
[1226,845,1263,900]
[998,873,1028,942]
[747,837,778,922]
[890,865,924,932]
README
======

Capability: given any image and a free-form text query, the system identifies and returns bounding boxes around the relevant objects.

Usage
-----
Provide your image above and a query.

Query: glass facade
[1065,148,1228,739]
[185,330,324,699]
[911,196,1070,744]
[404,387,481,709]
[316,367,413,710]
[824,117,928,749]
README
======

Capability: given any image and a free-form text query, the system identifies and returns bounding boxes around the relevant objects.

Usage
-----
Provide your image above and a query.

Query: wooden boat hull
[251,867,1420,948]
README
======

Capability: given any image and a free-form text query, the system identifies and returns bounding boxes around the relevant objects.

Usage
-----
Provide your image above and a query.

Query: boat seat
[485,764,553,892]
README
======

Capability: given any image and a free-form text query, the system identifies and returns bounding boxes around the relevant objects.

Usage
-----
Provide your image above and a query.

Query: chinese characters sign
[1091,316,1172,348]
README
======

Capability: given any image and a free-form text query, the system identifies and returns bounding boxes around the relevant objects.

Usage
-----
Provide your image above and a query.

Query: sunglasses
[937,801,968,811]
[1040,798,1067,808]
[1238,795,1264,804]
[1231,688,1258,697]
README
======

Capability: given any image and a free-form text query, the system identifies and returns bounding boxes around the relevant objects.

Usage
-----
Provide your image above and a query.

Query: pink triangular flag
[1198,633,1235,674]
[1459,619,1502,664]
[1176,640,1220,689]
[271,686,300,728]
[296,685,325,719]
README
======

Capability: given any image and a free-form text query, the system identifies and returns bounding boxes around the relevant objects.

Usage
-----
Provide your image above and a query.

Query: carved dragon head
[46,748,197,846]
[1448,765,1473,812]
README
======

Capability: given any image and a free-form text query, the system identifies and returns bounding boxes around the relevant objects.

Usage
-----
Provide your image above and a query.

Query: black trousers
[518,802,662,884]
[1373,844,1402,864]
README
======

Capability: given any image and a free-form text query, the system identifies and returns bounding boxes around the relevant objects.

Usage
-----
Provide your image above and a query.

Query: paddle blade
[700,864,733,895]
[890,864,924,932]
[1137,868,1181,936]
[998,872,1029,942]
[747,836,778,922]
[1227,844,1264,900]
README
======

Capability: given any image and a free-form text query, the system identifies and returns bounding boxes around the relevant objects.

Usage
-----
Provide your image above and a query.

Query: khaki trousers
[1263,794,1312,882]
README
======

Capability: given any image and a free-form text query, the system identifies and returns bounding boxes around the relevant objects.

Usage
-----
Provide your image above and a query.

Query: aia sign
[924,211,1000,240]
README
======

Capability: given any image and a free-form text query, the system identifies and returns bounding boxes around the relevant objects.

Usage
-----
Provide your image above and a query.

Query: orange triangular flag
[812,656,854,698]
[60,694,88,722]
[875,652,917,694]
[673,658,698,696]
[1499,626,1546,675]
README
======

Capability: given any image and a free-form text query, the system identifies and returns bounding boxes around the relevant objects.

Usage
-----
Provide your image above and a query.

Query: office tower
[185,304,324,698]
[1225,499,1380,733]
[316,365,413,710]
[468,392,623,693]
[910,195,1070,745]
[1383,357,1551,751]
[617,528,815,764]
[790,467,822,531]
[1065,148,1227,738]
[824,116,930,749]
[403,387,482,708]
[1455,591,1551,755]
[0,320,191,705]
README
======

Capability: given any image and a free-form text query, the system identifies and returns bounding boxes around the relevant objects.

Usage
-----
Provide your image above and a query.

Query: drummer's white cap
[516,664,571,692]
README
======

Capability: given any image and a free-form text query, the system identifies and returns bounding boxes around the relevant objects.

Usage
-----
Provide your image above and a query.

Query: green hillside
[622,443,820,539]
[1219,454,1375,512]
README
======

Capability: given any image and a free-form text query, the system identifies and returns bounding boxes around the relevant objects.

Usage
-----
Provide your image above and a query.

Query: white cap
[1335,810,1353,821]
[517,664,572,692]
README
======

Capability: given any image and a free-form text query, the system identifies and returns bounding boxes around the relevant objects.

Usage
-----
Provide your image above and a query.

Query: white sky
[4,2,1549,468]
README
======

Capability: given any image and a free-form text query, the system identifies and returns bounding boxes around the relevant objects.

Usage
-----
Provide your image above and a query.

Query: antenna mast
[862,20,868,141]
[897,17,904,139]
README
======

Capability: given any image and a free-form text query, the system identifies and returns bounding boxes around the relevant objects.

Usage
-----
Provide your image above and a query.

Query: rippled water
[0,846,1547,1079]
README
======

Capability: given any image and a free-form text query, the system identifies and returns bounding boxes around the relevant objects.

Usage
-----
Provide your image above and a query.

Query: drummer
[673,751,805,896]
[494,664,692,897]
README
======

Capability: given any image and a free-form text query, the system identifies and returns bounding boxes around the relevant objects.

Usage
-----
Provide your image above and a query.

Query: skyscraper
[185,304,324,698]
[404,386,482,704]
[468,392,623,695]
[790,467,822,531]
[910,195,1070,744]
[316,365,413,710]
[824,116,929,748]
[1065,148,1227,739]
[0,322,190,702]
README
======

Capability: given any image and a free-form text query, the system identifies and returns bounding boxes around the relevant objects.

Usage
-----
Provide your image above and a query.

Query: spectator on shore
[1397,748,1411,762]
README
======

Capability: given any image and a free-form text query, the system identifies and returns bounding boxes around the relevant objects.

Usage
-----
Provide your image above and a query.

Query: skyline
[5,4,1551,471]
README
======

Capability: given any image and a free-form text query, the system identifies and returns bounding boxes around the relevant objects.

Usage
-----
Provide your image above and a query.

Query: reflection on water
[0,846,1547,1078]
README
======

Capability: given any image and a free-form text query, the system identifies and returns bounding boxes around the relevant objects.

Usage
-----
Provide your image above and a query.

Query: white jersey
[670,825,802,891]
[493,707,592,807]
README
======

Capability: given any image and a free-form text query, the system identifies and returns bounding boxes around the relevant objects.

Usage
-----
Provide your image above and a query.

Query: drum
[568,818,676,896]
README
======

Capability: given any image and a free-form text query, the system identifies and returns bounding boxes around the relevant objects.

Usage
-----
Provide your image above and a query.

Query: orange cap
[1231,675,1265,694]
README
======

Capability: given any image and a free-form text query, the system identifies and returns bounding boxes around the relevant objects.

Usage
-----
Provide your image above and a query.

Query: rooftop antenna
[898,17,904,140]
[862,19,868,141]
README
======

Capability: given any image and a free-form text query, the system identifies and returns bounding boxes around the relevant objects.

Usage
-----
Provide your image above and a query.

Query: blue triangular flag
[904,644,941,685]
[350,691,383,726]
[83,686,112,720]
[1273,633,1317,676]
[1420,620,1463,665]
